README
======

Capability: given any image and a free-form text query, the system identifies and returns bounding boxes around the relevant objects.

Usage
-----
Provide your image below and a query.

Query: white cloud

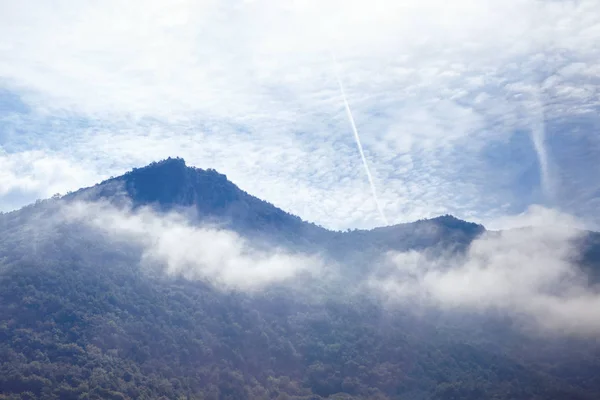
[0,0,599,228]
[0,150,100,211]
[371,206,600,336]
[486,204,589,231]
[62,200,324,290]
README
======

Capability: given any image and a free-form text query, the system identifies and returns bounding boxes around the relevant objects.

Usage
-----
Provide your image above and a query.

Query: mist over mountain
[65,157,485,255]
[1,158,600,400]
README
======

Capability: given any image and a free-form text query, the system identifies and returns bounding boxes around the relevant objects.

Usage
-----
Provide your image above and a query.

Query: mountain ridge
[62,156,485,236]
[55,157,487,256]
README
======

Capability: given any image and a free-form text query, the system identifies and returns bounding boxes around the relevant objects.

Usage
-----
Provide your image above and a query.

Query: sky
[0,0,599,230]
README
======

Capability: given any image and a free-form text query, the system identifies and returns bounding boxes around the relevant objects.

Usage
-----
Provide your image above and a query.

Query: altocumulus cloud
[370,206,600,337]
[1,0,600,229]
[62,201,324,291]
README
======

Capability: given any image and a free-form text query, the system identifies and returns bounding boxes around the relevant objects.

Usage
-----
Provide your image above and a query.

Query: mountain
[63,157,485,254]
[62,157,326,247]
[1,158,600,400]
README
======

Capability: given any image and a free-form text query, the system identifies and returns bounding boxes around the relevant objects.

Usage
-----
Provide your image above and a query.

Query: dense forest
[1,158,600,400]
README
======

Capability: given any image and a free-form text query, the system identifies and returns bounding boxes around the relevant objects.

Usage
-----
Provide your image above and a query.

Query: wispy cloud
[57,200,600,337]
[371,206,600,336]
[62,200,324,290]
[0,0,599,228]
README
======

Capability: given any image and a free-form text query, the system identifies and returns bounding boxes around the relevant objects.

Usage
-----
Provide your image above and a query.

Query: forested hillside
[1,159,600,400]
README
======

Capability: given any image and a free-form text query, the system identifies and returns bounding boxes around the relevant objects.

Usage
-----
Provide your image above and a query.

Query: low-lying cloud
[371,206,600,337]
[62,201,323,291]
[58,200,600,336]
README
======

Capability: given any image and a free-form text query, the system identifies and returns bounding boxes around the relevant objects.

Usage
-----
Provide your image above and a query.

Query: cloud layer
[63,200,323,290]
[57,200,600,337]
[1,0,599,229]
[371,207,600,336]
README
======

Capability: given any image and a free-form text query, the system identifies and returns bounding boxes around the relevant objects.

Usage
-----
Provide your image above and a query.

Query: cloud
[0,150,100,211]
[371,206,600,336]
[486,204,589,231]
[61,200,324,290]
[1,0,599,229]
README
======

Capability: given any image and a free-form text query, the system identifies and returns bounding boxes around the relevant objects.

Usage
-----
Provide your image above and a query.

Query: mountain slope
[1,158,600,400]
[63,157,328,249]
[63,157,486,254]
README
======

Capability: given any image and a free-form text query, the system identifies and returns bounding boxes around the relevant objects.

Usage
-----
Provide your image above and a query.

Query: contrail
[331,55,388,225]
[530,87,554,204]
[531,117,551,200]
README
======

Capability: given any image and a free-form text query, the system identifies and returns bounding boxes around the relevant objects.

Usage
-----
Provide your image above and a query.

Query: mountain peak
[62,158,486,251]
[427,214,484,231]
[143,156,187,169]
[78,158,324,245]
[119,157,231,210]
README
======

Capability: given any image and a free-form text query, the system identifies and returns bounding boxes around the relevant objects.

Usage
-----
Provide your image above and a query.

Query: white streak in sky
[530,88,553,204]
[331,55,388,225]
